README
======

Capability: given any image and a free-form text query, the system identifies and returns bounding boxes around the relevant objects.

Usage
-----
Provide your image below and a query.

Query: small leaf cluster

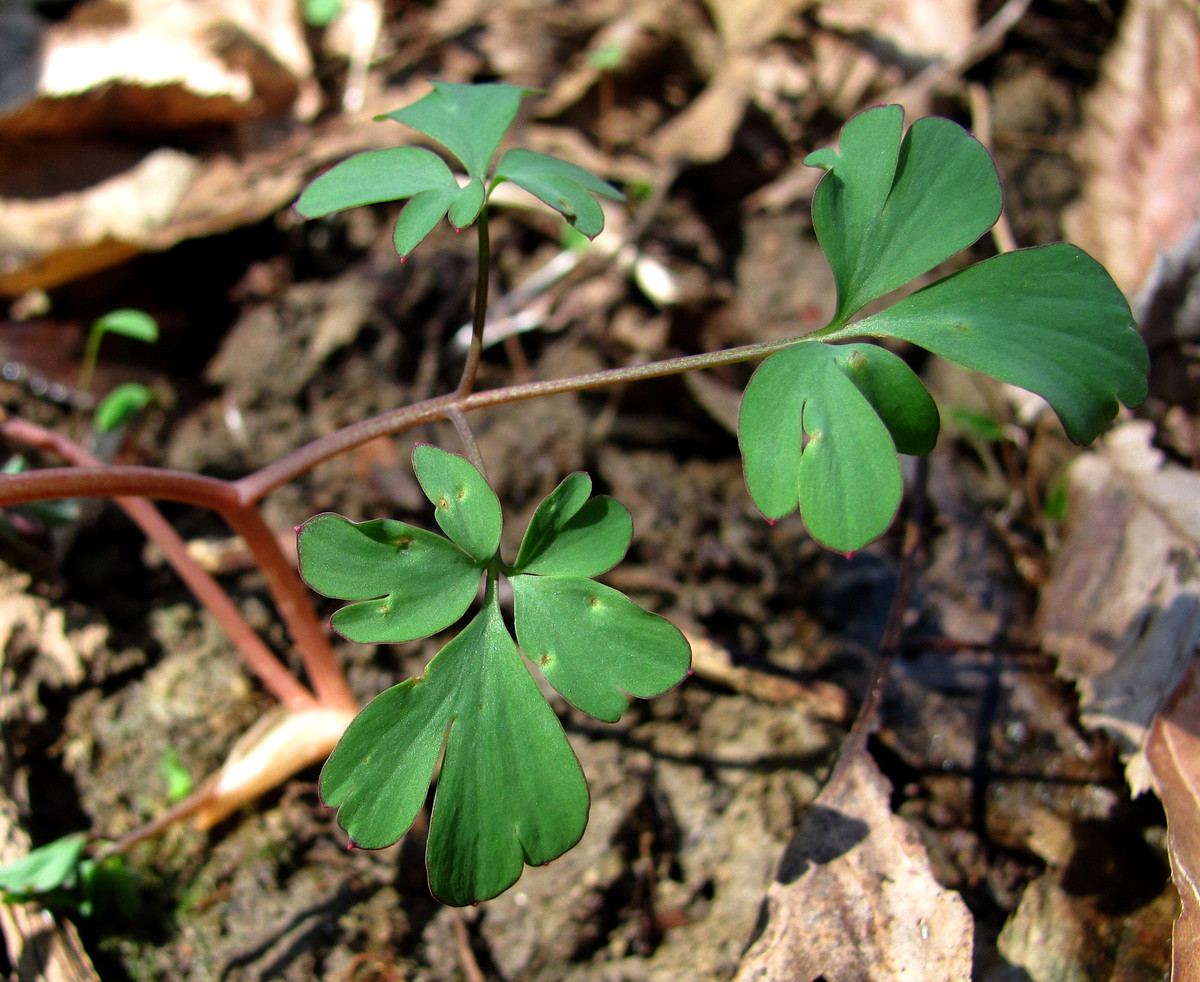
[296,82,623,256]
[83,308,160,432]
[297,446,690,905]
[0,833,140,919]
[739,106,1149,552]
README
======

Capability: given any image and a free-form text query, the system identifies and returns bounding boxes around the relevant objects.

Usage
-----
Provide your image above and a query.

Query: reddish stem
[0,416,318,710]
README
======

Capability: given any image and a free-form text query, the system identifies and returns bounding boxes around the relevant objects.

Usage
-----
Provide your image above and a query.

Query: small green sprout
[0,833,140,919]
[297,447,690,905]
[79,308,160,433]
[94,382,155,434]
[159,747,194,803]
[79,309,158,393]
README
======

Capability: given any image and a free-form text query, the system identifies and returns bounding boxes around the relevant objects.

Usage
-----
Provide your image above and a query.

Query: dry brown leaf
[812,0,975,119]
[684,631,850,717]
[0,0,313,136]
[1147,657,1200,980]
[736,751,974,981]
[1064,0,1200,295]
[997,869,1178,979]
[0,81,430,295]
[1038,422,1200,793]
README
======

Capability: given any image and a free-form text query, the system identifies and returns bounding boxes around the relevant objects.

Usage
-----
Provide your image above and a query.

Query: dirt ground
[0,0,1192,978]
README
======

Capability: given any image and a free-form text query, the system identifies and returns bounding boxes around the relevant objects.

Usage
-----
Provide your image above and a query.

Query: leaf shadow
[773,804,869,886]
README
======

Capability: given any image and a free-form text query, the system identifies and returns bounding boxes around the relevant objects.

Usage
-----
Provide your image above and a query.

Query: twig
[825,455,929,792]
[0,415,319,711]
[449,909,487,982]
[968,83,1019,254]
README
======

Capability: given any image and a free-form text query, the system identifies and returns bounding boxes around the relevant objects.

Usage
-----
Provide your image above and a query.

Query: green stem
[447,407,486,479]
[78,325,102,394]
[456,209,491,398]
[236,332,811,503]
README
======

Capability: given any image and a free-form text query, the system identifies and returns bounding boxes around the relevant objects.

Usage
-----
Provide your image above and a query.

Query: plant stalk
[0,415,319,710]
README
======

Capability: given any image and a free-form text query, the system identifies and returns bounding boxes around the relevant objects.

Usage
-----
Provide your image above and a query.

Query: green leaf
[448,177,486,228]
[93,382,153,433]
[738,342,905,552]
[320,589,589,906]
[92,309,158,344]
[511,473,632,577]
[302,0,342,26]
[412,446,502,562]
[511,577,691,722]
[393,187,458,258]
[836,344,939,456]
[296,147,457,217]
[493,148,623,238]
[849,244,1149,444]
[806,106,1002,323]
[0,833,87,898]
[382,81,532,180]
[159,747,193,803]
[297,514,481,643]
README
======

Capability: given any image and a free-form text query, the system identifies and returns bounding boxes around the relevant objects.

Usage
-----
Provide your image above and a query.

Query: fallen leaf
[0,0,313,136]
[1147,657,1200,981]
[997,869,1177,979]
[1064,0,1200,295]
[736,751,973,981]
[1037,422,1200,793]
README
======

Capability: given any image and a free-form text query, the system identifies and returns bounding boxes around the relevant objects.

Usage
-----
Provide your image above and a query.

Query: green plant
[0,834,140,919]
[0,83,1148,909]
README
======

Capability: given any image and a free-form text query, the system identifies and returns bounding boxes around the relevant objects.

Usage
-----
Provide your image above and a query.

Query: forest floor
[0,0,1195,978]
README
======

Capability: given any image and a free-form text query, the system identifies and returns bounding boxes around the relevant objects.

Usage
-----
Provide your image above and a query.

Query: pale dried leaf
[736,751,973,981]
[0,0,313,136]
[1038,422,1200,793]
[1147,657,1200,981]
[997,870,1178,979]
[1064,0,1200,295]
[685,631,849,716]
[0,83,428,295]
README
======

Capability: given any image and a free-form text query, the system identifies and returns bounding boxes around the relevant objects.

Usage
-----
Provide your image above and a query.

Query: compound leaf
[738,343,904,552]
[806,106,1002,323]
[320,590,589,906]
[512,473,632,577]
[494,148,623,238]
[382,81,531,180]
[297,514,480,643]
[412,446,502,562]
[851,244,1150,444]
[511,577,690,723]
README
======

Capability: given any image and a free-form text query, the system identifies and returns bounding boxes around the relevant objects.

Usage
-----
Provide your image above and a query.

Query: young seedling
[0,83,1148,912]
